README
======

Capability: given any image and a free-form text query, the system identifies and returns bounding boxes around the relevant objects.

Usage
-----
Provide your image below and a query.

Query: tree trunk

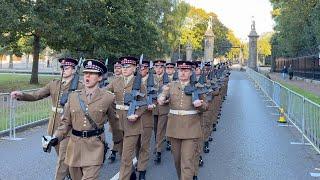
[26,54,29,69]
[30,35,40,84]
[9,54,13,69]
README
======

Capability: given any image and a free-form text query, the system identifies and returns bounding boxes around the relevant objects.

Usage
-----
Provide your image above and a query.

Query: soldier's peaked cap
[154,59,166,64]
[58,57,78,67]
[119,56,138,65]
[177,61,193,69]
[113,61,122,68]
[83,59,107,74]
[165,62,175,67]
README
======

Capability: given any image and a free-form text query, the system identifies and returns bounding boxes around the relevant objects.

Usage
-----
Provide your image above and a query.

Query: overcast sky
[184,0,275,41]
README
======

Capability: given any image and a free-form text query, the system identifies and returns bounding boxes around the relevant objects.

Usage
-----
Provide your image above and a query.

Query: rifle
[172,70,178,81]
[59,57,83,106]
[99,58,109,88]
[146,61,157,106]
[184,63,210,102]
[124,54,147,117]
[49,63,65,136]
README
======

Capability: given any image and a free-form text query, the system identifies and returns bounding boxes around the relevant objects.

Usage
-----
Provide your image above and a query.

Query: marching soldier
[114,61,123,77]
[158,60,207,180]
[106,56,146,180]
[108,60,124,163]
[165,62,176,81]
[136,60,155,180]
[45,59,117,180]
[11,57,82,180]
[152,59,170,163]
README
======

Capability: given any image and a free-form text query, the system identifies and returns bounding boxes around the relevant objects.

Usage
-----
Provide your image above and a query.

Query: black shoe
[203,141,210,153]
[212,124,217,132]
[154,152,161,164]
[193,176,198,180]
[208,136,213,142]
[138,171,146,180]
[130,171,137,180]
[166,141,171,151]
[199,156,204,167]
[108,150,117,163]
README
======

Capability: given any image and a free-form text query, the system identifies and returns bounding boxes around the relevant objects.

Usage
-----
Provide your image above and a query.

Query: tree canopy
[270,0,319,58]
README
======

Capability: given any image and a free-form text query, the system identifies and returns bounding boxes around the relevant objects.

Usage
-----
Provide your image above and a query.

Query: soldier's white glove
[157,96,166,105]
[147,104,156,110]
[42,135,58,153]
[10,91,23,99]
[193,100,203,108]
[127,114,138,122]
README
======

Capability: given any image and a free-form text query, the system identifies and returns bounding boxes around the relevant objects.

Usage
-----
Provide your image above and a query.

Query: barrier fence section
[0,89,51,139]
[246,68,320,153]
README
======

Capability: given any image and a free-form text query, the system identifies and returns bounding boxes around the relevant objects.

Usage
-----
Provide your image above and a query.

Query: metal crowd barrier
[0,89,51,140]
[246,68,320,153]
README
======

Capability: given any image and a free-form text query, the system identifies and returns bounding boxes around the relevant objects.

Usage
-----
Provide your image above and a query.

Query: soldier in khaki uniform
[11,58,82,180]
[158,61,207,180]
[108,60,124,163]
[136,60,155,180]
[45,59,117,180]
[165,62,176,81]
[152,60,170,163]
[106,56,146,180]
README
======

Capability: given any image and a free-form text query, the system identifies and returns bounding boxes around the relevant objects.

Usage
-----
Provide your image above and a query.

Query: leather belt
[72,128,104,138]
[169,109,198,115]
[52,106,63,114]
[116,104,129,111]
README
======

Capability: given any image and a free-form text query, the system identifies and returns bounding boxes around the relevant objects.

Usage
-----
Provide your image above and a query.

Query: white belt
[52,106,63,114]
[116,105,129,111]
[169,109,198,115]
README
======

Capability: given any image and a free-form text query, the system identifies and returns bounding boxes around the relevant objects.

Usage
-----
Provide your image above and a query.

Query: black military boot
[154,152,161,164]
[108,150,117,163]
[166,140,171,151]
[199,155,204,167]
[213,123,217,131]
[203,141,210,153]
[193,175,198,180]
[138,171,146,180]
[208,135,213,142]
[130,171,137,180]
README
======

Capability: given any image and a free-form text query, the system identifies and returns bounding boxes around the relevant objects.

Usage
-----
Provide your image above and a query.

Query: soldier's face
[165,66,175,75]
[83,72,102,88]
[178,68,192,82]
[195,67,201,76]
[122,64,135,77]
[114,67,122,76]
[61,66,74,78]
[139,66,149,77]
[154,65,164,75]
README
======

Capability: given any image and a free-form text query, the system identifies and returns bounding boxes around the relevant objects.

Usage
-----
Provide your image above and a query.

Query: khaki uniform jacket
[17,79,83,135]
[159,81,207,139]
[54,88,117,167]
[153,74,169,116]
[107,76,146,136]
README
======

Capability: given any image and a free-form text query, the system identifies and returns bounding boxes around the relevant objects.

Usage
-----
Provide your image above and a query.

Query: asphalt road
[0,71,319,180]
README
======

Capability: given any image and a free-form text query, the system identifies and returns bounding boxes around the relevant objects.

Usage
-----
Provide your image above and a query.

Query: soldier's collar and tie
[180,81,190,89]
[123,74,134,85]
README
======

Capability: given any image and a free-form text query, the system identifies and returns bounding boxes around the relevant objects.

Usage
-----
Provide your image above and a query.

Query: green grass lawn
[278,81,320,105]
[0,99,51,132]
[0,73,57,93]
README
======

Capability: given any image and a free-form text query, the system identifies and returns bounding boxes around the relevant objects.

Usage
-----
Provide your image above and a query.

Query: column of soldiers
[11,55,230,180]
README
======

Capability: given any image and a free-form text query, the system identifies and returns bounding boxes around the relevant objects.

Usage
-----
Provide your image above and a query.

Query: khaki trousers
[119,135,140,180]
[54,136,70,180]
[154,115,168,152]
[169,137,199,180]
[69,165,101,180]
[136,127,153,171]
